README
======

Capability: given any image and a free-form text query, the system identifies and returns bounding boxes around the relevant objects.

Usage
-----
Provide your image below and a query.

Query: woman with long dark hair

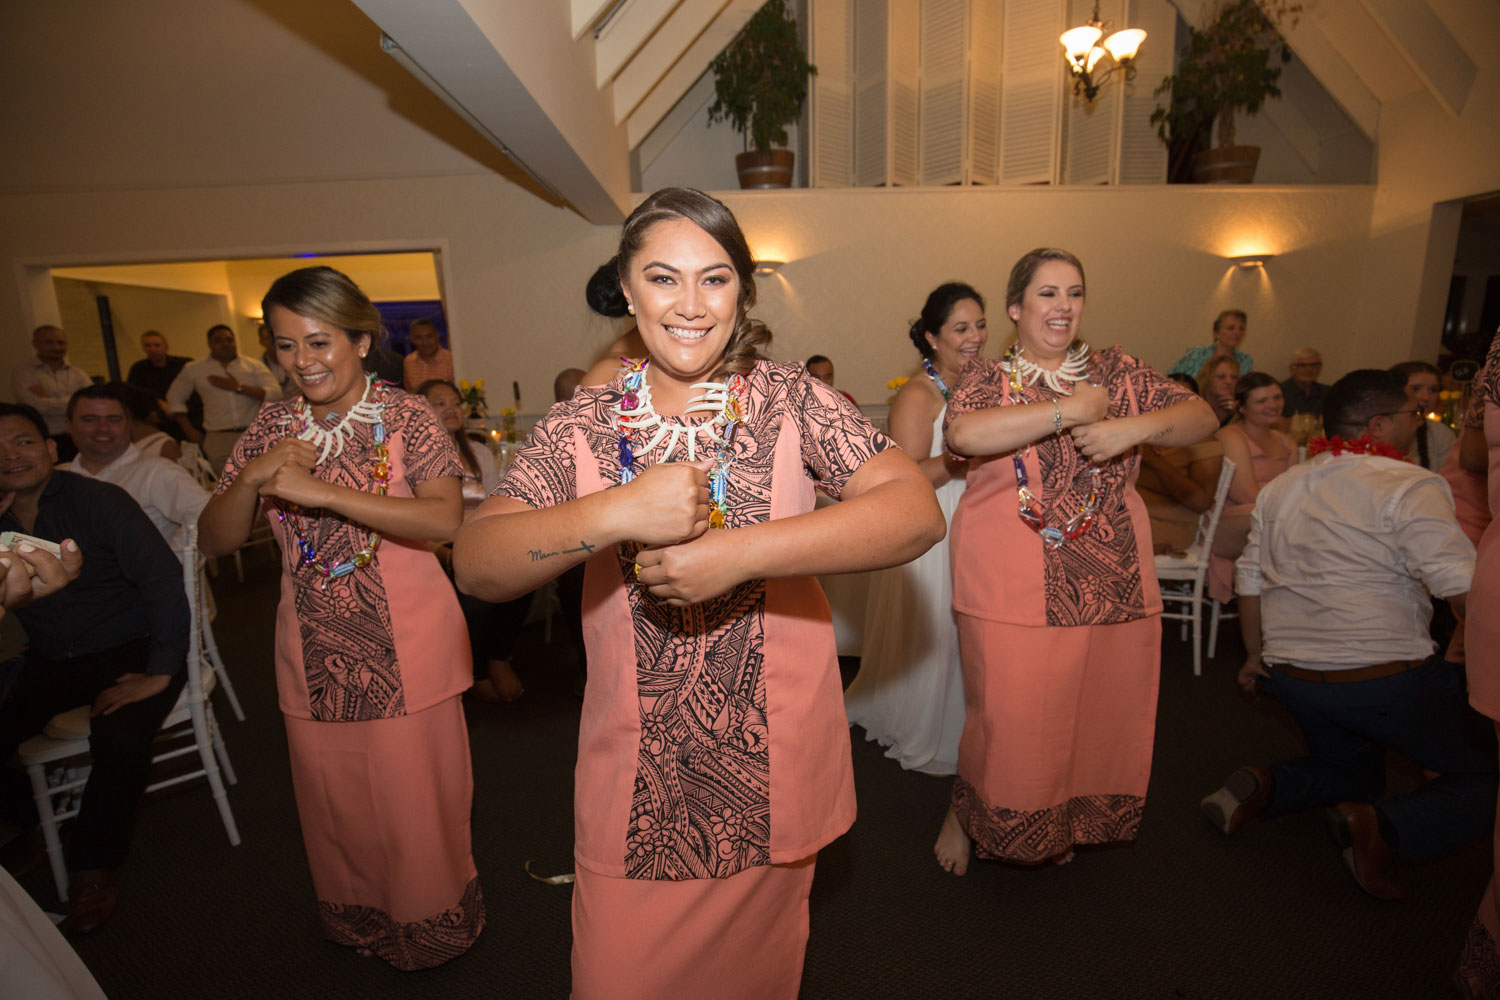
[454,188,943,997]
[845,282,988,775]
[198,266,483,969]
[934,248,1216,875]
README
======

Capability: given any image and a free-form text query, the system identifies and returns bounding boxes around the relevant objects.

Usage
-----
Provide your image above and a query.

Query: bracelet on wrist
[1051,399,1063,436]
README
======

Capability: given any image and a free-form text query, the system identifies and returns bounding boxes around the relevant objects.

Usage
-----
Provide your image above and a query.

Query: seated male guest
[1202,371,1493,900]
[64,384,209,553]
[1280,347,1328,417]
[165,324,280,472]
[0,403,188,932]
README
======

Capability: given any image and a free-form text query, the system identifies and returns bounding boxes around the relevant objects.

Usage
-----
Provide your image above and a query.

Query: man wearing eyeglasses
[1201,370,1493,901]
[1280,347,1329,417]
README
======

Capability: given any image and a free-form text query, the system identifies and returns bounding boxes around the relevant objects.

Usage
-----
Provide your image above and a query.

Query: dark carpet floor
[12,547,1484,998]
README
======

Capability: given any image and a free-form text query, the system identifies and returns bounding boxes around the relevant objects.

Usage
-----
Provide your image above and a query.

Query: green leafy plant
[707,0,816,153]
[1150,0,1300,180]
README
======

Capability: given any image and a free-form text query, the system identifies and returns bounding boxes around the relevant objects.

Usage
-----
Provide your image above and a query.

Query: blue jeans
[1259,656,1497,861]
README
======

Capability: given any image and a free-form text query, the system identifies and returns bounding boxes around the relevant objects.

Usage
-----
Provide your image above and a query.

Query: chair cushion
[42,705,92,741]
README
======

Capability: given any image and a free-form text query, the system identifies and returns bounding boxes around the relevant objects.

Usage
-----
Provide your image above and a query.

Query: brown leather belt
[1272,660,1421,684]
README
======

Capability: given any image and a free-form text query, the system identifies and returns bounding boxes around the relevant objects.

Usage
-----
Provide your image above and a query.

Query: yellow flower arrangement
[457,379,488,418]
[500,406,517,442]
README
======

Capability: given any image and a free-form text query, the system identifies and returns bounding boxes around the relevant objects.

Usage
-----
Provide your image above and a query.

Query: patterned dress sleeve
[495,399,580,509]
[940,357,1004,460]
[790,368,894,501]
[1103,347,1197,415]
[393,394,463,488]
[213,404,286,496]
[1467,336,1500,428]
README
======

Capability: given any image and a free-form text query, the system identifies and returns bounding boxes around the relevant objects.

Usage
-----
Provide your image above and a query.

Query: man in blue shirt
[0,403,188,933]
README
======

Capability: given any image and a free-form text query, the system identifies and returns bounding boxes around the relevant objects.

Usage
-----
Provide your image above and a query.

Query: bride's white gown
[844,406,965,775]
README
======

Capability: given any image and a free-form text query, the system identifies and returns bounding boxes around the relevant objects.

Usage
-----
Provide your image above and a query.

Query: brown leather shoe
[63,868,118,933]
[1201,765,1273,835]
[1329,802,1407,900]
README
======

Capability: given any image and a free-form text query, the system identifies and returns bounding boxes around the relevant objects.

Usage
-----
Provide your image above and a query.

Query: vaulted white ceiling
[347,0,1500,223]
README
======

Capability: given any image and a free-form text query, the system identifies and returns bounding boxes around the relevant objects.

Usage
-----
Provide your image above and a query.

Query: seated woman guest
[418,378,529,702]
[934,247,1216,875]
[453,187,944,999]
[1207,372,1297,604]
[1390,361,1456,473]
[1196,355,1241,427]
[198,266,483,969]
[846,282,989,776]
[1137,372,1225,553]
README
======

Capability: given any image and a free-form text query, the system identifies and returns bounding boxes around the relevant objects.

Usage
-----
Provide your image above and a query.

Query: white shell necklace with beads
[289,373,385,463]
[1001,342,1093,395]
[612,360,738,463]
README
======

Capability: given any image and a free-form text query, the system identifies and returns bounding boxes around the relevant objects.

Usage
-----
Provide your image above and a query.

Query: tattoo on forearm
[528,540,597,562]
[1150,424,1175,441]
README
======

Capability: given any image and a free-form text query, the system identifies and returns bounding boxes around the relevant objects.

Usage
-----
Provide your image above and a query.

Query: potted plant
[707,0,816,189]
[1150,0,1300,184]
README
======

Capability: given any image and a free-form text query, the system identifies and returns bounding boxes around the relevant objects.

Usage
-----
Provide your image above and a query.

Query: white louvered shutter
[920,0,966,185]
[999,0,1064,183]
[1062,0,1119,184]
[853,0,889,185]
[967,0,1004,184]
[812,0,855,187]
[890,0,921,185]
[1116,0,1174,184]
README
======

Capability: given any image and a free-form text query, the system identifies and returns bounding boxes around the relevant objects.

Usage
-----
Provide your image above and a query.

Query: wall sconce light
[753,260,784,276]
[1230,254,1275,269]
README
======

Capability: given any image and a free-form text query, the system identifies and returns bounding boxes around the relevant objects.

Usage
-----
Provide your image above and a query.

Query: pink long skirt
[570,855,816,999]
[952,614,1161,863]
[284,696,484,970]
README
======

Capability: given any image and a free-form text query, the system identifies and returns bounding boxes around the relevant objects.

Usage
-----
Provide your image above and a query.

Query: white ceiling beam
[623,0,762,146]
[1358,0,1475,117]
[613,0,737,125]
[353,0,631,223]
[572,0,618,40]
[1260,3,1380,141]
[596,0,686,88]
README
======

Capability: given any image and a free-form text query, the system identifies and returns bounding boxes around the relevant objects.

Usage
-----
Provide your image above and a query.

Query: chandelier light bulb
[1060,25,1103,70]
[1103,28,1146,64]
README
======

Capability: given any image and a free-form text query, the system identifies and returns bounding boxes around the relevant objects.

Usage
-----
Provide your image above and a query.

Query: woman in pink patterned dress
[1456,332,1500,999]
[198,266,483,970]
[453,188,944,999]
[933,248,1217,875]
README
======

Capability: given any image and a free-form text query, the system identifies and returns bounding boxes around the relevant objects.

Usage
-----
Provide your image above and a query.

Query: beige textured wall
[3,175,1380,414]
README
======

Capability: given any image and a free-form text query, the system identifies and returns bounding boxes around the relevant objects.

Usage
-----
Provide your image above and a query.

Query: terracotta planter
[735,149,795,189]
[1191,145,1261,184]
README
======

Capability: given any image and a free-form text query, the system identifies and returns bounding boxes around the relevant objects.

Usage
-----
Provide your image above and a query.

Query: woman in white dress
[846,283,989,774]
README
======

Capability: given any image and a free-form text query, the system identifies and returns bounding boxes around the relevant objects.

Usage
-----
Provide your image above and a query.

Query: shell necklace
[1001,342,1092,395]
[614,359,745,530]
[290,373,385,463]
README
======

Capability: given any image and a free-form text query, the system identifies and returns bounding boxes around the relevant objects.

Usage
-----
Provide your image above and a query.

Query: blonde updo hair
[616,187,770,380]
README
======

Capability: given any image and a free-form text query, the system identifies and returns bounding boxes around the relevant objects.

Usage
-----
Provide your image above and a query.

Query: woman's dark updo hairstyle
[261,266,385,347]
[1231,371,1280,419]
[615,187,769,379]
[908,282,985,361]
[585,258,631,318]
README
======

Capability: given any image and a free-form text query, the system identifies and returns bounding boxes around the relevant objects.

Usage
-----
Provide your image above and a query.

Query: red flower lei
[1305,433,1407,461]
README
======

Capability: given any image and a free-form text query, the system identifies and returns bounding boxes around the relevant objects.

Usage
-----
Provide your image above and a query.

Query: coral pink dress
[218,384,483,970]
[1457,336,1500,998]
[944,346,1195,863]
[498,361,890,999]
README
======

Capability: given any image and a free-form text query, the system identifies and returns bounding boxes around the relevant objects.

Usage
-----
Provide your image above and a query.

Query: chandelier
[1060,2,1146,102]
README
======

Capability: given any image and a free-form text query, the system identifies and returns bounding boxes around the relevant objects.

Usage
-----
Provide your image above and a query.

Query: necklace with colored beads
[1004,352,1103,549]
[276,374,391,587]
[923,358,950,399]
[614,359,746,529]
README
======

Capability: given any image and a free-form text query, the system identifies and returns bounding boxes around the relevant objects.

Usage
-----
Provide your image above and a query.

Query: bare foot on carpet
[934,805,971,876]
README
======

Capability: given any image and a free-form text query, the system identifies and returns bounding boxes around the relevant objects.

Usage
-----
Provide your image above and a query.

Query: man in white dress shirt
[64,383,209,554]
[165,324,281,472]
[1201,370,1494,900]
[10,325,94,461]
